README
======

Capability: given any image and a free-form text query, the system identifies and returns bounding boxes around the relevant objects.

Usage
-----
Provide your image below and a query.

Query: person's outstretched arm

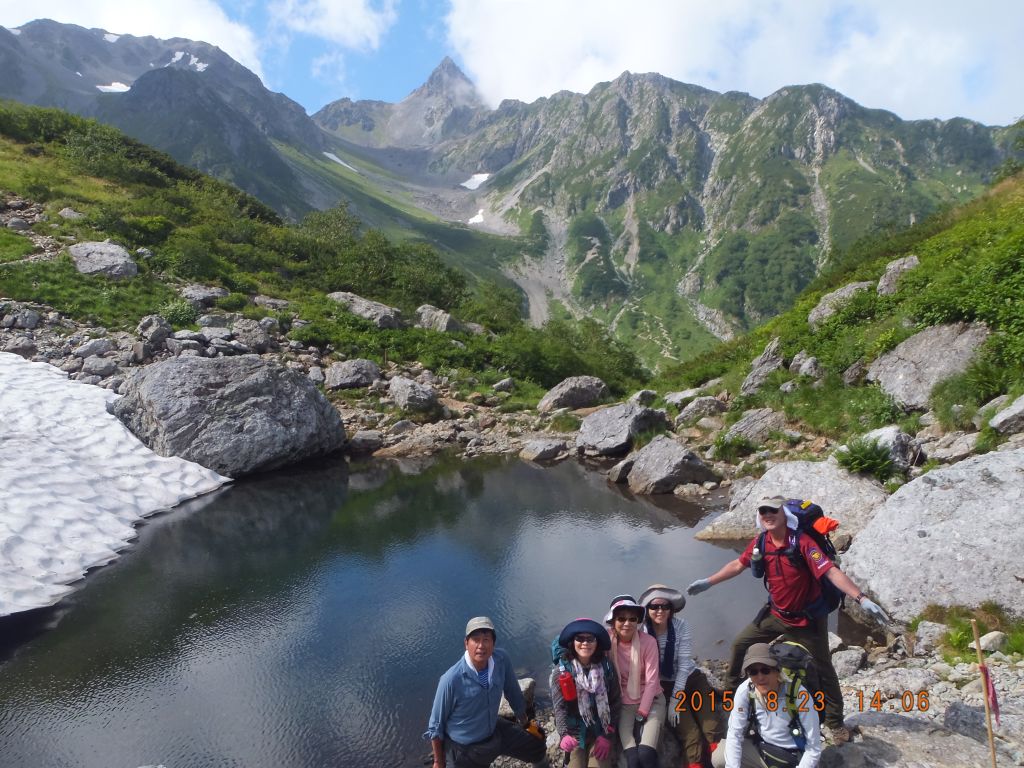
[687,558,746,595]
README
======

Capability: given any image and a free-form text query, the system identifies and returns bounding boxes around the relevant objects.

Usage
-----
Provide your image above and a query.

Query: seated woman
[712,644,821,768]
[605,595,665,768]
[551,618,621,768]
[640,583,724,768]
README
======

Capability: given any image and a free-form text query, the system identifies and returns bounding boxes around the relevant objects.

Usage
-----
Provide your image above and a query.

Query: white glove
[860,597,889,625]
[687,578,712,595]
[668,692,681,727]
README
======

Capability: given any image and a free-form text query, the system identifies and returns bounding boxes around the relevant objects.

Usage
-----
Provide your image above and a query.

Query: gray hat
[742,643,779,673]
[465,616,496,637]
[639,583,685,612]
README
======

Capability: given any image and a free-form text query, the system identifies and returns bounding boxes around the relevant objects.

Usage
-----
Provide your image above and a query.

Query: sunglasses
[614,615,640,623]
[758,507,781,516]
[747,665,776,676]
[574,634,597,644]
[647,603,672,612]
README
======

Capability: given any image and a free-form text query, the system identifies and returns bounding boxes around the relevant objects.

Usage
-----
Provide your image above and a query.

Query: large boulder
[325,359,381,390]
[866,322,990,411]
[136,315,172,349]
[808,281,874,328]
[414,304,465,333]
[67,241,137,280]
[326,291,403,329]
[854,425,927,472]
[112,356,347,478]
[876,254,920,296]
[626,436,718,494]
[231,318,272,353]
[842,449,1024,622]
[537,376,609,413]
[740,337,784,396]
[180,284,228,308]
[695,459,888,541]
[675,396,726,427]
[576,403,669,457]
[388,376,438,412]
[989,394,1024,435]
[725,408,786,445]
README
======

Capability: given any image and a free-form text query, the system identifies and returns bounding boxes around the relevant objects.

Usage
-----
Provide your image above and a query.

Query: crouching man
[426,616,549,768]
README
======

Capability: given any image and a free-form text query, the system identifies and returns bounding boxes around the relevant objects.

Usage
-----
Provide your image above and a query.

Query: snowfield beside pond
[0,353,229,617]
[460,173,489,190]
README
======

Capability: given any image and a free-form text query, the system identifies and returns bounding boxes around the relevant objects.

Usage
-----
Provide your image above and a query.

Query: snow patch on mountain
[323,152,360,174]
[460,173,490,190]
[96,82,131,93]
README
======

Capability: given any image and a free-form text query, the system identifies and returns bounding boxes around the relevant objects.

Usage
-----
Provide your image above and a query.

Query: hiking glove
[687,578,711,595]
[860,597,889,625]
[559,734,578,752]
[593,735,612,760]
[667,692,681,726]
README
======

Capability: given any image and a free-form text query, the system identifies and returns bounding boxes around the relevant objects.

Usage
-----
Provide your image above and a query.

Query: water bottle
[751,546,765,578]
[558,669,577,701]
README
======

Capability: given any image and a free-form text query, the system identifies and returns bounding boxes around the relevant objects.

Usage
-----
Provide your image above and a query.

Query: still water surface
[0,455,767,768]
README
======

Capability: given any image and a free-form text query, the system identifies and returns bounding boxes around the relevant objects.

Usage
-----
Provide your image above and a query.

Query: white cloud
[267,0,397,49]
[0,0,265,79]
[445,0,1024,125]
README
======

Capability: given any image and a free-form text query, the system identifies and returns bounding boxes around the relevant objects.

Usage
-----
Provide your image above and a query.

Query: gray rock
[913,621,948,656]
[928,431,979,462]
[73,337,114,358]
[808,281,874,328]
[180,284,229,308]
[842,359,867,386]
[136,315,172,349]
[843,449,1024,621]
[990,394,1024,435]
[81,355,117,377]
[828,632,843,653]
[664,388,702,408]
[968,630,1007,652]
[112,356,347,477]
[493,377,515,393]
[973,394,1011,429]
[230,318,271,353]
[58,207,86,220]
[519,439,567,462]
[326,291,403,328]
[856,425,927,471]
[576,403,669,457]
[68,242,137,279]
[3,335,36,356]
[6,217,30,231]
[779,380,798,394]
[866,322,990,411]
[307,366,325,385]
[253,294,289,310]
[725,408,786,445]
[130,341,152,364]
[414,304,465,333]
[325,359,381,390]
[349,430,384,454]
[696,459,887,541]
[740,337,784,396]
[797,356,823,379]
[831,647,866,677]
[606,457,634,483]
[197,313,237,327]
[165,338,203,355]
[389,420,417,435]
[3,308,41,330]
[389,376,437,412]
[629,389,657,406]
[876,254,920,296]
[627,435,718,494]
[789,350,809,373]
[675,396,726,427]
[537,376,610,413]
[198,326,233,342]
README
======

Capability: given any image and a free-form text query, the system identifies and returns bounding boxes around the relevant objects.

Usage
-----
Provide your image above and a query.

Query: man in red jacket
[686,496,888,744]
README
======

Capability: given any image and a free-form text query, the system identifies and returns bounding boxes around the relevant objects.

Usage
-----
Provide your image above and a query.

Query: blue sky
[2,0,1022,125]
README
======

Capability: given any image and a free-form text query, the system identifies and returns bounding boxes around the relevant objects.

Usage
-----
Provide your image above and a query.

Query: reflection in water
[0,456,765,768]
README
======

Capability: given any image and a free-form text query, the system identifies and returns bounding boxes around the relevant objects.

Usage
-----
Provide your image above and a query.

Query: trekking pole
[971,619,998,768]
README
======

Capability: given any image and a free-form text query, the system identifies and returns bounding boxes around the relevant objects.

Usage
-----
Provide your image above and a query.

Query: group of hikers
[425,496,890,768]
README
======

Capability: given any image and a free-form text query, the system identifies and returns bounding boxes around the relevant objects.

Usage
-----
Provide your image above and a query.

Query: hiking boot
[826,723,855,744]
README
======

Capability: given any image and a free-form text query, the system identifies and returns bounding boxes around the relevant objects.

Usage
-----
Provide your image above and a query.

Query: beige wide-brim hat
[638,583,685,612]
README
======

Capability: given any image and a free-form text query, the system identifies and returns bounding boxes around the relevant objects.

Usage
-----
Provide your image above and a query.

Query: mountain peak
[410,56,483,108]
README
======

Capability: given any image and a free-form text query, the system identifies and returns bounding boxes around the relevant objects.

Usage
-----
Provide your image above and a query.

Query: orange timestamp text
[674,689,825,713]
[856,690,929,712]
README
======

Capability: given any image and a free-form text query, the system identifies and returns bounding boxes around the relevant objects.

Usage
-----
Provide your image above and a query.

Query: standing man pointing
[687,497,888,744]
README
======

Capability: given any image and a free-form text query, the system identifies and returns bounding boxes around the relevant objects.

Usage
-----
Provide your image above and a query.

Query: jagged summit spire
[410,56,483,107]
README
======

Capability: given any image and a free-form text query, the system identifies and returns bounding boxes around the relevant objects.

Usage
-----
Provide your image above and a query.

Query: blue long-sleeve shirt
[424,648,526,745]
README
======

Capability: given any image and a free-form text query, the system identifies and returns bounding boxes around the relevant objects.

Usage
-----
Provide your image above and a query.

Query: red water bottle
[558,669,577,701]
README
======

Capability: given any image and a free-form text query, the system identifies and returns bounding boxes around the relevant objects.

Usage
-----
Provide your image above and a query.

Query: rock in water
[112,356,348,477]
